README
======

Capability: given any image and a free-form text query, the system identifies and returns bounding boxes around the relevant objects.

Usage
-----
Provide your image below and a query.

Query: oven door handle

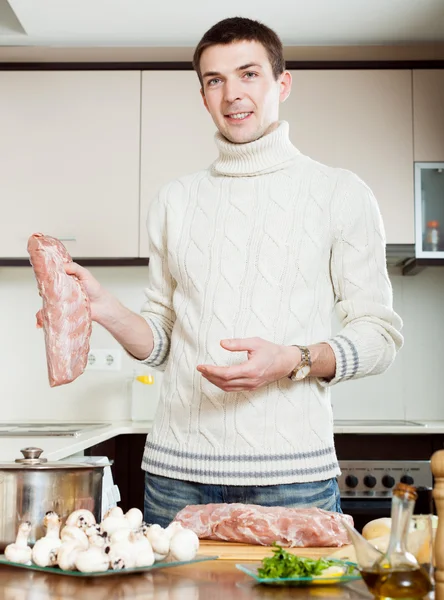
[340,499,392,516]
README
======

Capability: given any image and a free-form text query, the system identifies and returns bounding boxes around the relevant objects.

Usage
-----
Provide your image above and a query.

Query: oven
[337,460,434,533]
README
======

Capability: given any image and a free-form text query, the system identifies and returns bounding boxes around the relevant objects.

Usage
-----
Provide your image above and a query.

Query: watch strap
[288,345,312,381]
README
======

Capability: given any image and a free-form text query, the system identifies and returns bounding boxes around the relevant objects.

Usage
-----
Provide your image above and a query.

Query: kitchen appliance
[338,459,433,532]
[335,420,427,427]
[0,447,111,551]
[0,422,110,437]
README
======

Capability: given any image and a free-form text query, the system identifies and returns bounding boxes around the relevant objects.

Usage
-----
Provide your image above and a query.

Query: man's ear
[279,71,292,103]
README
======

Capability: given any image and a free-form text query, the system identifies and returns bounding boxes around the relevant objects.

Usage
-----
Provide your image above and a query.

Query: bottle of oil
[360,483,432,599]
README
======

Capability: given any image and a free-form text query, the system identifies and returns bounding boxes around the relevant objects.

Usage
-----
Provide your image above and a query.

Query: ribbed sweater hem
[141,437,341,486]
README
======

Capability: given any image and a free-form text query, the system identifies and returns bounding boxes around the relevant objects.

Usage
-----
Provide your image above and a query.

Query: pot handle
[15,447,48,464]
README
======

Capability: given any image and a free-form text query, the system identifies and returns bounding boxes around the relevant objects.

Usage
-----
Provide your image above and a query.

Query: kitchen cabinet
[414,162,444,258]
[280,70,414,244]
[87,432,444,516]
[139,71,218,257]
[86,434,146,513]
[0,71,141,258]
[413,70,444,162]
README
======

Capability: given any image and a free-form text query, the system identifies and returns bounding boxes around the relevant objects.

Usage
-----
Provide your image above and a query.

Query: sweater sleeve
[319,171,404,387]
[138,185,176,371]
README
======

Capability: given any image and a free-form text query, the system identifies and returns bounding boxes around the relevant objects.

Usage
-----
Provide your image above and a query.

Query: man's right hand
[64,261,154,361]
[65,262,114,323]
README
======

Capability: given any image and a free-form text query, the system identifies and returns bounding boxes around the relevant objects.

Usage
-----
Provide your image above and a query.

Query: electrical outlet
[86,348,122,371]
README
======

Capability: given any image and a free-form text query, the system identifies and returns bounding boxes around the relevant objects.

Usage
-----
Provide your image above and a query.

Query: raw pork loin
[174,503,353,547]
[27,233,91,387]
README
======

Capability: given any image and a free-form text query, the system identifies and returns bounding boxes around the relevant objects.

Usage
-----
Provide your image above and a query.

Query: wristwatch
[288,345,312,381]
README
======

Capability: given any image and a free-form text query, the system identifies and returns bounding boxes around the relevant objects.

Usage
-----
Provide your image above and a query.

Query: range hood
[386,244,415,273]
[386,244,444,275]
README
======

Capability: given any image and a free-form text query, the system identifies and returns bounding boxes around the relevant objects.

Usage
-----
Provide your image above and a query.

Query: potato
[362,518,392,540]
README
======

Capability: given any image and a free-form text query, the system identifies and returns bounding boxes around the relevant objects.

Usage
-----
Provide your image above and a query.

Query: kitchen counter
[0,558,373,600]
[1,419,444,463]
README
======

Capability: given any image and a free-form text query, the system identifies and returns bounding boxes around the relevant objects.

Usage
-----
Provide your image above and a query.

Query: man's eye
[244,72,257,79]
[208,78,221,86]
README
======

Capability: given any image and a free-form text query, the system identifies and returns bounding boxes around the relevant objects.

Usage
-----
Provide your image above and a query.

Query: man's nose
[223,78,243,103]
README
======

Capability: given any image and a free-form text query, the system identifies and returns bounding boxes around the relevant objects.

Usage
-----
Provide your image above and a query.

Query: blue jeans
[144,472,342,527]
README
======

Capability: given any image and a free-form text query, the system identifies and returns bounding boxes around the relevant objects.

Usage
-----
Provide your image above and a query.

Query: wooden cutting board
[197,540,352,561]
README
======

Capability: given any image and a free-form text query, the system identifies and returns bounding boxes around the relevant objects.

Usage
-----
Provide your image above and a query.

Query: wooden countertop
[0,544,372,600]
[0,559,373,600]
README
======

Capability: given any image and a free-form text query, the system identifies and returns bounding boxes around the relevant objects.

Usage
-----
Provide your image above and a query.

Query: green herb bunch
[257,543,349,579]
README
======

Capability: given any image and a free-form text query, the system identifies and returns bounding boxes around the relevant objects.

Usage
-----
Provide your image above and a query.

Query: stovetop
[0,422,110,437]
[334,419,426,427]
[338,459,432,497]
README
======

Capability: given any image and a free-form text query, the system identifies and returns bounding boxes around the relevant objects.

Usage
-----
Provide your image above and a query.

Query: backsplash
[1,265,443,422]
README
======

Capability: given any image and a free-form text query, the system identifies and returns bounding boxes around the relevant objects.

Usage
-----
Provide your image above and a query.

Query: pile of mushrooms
[4,507,200,573]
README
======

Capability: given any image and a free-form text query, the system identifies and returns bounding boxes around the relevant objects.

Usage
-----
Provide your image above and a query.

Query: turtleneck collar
[211,121,300,177]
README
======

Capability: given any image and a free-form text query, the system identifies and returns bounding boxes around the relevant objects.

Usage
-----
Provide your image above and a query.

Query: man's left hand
[196,337,300,392]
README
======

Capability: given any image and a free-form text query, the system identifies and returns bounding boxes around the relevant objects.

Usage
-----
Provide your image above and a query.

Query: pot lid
[0,447,111,470]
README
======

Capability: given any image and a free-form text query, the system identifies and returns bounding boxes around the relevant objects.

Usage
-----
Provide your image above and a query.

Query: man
[67,17,403,526]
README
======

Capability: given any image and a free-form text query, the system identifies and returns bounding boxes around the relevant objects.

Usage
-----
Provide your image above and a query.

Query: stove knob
[364,475,377,488]
[400,474,414,485]
[345,475,359,488]
[382,475,395,488]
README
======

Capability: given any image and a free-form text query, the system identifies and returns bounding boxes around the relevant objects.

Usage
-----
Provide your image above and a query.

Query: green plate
[0,554,217,577]
[236,559,361,586]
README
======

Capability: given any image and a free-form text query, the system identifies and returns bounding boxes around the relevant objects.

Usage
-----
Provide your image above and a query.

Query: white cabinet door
[139,71,218,257]
[0,71,141,258]
[280,70,414,244]
[413,70,444,162]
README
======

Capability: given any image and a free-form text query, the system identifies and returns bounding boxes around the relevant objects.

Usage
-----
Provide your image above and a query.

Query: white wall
[0,266,159,422]
[332,266,444,421]
[1,264,443,422]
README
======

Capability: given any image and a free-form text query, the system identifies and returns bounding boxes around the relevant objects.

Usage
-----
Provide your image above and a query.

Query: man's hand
[65,262,116,324]
[196,338,300,392]
[64,262,154,360]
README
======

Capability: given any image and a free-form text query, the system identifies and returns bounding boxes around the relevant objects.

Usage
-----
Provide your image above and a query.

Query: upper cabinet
[139,71,218,257]
[0,71,141,258]
[280,70,414,244]
[413,70,444,162]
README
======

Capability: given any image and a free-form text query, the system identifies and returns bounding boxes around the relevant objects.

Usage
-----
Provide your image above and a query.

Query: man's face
[199,40,291,144]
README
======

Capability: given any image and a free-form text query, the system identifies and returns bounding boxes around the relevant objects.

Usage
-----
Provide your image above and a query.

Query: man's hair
[193,17,285,88]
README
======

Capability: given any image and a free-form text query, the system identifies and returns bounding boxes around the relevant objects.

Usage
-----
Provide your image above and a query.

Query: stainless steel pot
[0,447,111,551]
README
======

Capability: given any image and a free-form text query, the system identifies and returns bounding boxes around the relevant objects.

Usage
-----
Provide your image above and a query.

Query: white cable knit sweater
[139,121,403,486]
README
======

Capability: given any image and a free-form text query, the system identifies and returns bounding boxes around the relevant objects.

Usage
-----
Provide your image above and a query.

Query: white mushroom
[74,546,109,573]
[65,509,96,530]
[165,521,184,540]
[85,523,101,537]
[129,530,155,568]
[124,508,143,530]
[103,506,124,519]
[144,524,170,561]
[109,527,132,545]
[57,541,83,571]
[60,526,89,550]
[31,511,62,567]
[85,525,108,549]
[167,529,200,563]
[100,508,129,536]
[4,521,32,565]
[107,538,136,571]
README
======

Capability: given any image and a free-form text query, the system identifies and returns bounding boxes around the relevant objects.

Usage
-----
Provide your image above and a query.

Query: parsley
[257,543,341,579]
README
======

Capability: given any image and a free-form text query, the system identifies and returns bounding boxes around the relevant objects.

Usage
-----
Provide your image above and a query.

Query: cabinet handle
[58,237,77,242]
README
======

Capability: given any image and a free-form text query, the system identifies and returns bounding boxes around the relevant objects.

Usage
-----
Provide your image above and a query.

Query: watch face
[295,365,311,380]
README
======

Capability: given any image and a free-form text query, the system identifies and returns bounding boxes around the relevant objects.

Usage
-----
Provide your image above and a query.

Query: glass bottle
[359,483,432,599]
[128,367,159,421]
[425,220,440,252]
